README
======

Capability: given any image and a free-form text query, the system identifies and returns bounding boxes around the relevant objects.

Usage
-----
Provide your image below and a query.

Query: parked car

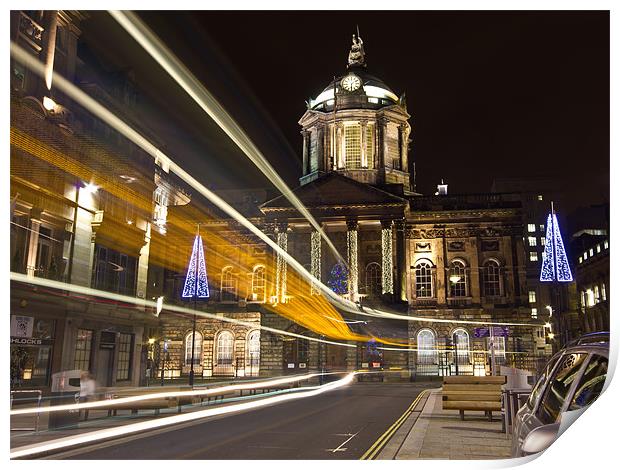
[512,331,609,457]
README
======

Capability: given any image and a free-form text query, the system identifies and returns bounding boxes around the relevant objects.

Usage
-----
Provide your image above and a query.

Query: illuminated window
[539,224,545,232]
[482,260,502,297]
[602,283,607,301]
[581,291,586,309]
[528,236,537,247]
[368,97,379,104]
[537,195,543,201]
[453,328,470,362]
[583,251,588,260]
[184,331,203,366]
[604,240,609,249]
[216,331,234,367]
[529,290,537,303]
[490,336,506,360]
[116,333,133,381]
[596,244,601,253]
[530,252,539,262]
[251,265,266,302]
[594,285,600,304]
[365,123,375,168]
[220,266,236,301]
[589,248,594,257]
[531,308,538,319]
[541,237,545,246]
[579,256,583,264]
[414,260,434,298]
[74,329,93,371]
[344,124,362,169]
[528,224,536,232]
[246,330,260,376]
[449,259,468,297]
[417,329,437,364]
[586,289,595,307]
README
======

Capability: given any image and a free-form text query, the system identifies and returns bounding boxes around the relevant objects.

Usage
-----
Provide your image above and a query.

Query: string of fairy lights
[310,230,321,295]
[381,225,394,294]
[347,227,359,299]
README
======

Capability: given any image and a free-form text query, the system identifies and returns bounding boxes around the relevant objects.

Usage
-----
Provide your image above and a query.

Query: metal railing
[10,389,42,433]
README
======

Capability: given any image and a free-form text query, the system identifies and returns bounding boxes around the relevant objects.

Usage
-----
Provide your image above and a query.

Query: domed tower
[299,32,412,194]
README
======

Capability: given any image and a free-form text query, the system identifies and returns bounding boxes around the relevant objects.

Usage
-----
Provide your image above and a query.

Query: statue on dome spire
[347,27,366,68]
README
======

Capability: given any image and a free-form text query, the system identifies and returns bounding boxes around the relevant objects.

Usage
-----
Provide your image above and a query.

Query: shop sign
[11,315,34,338]
[287,363,295,368]
[10,337,53,346]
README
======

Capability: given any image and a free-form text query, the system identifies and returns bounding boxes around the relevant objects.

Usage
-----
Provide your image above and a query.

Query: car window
[527,354,561,410]
[568,354,608,411]
[535,352,588,425]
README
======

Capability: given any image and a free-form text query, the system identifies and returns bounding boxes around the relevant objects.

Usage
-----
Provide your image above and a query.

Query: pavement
[377,388,513,460]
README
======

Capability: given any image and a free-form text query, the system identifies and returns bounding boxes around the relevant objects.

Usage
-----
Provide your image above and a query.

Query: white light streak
[108,11,345,268]
[9,42,542,329]
[10,372,335,416]
[10,373,355,459]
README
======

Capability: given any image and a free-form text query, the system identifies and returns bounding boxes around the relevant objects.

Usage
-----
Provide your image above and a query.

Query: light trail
[10,271,357,348]
[10,373,356,459]
[10,372,338,416]
[9,42,544,329]
[108,10,346,269]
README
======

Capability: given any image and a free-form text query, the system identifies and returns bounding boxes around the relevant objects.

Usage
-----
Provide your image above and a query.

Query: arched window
[216,331,234,367]
[365,262,381,298]
[417,329,437,363]
[184,331,203,366]
[452,328,470,360]
[247,330,260,376]
[251,265,266,302]
[449,259,468,297]
[415,260,434,298]
[220,266,236,301]
[482,259,502,297]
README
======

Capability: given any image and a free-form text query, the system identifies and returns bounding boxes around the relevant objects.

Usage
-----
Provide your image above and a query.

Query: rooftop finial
[347,28,366,68]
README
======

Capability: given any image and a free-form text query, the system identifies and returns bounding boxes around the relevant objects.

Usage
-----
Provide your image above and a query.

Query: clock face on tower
[341,74,362,92]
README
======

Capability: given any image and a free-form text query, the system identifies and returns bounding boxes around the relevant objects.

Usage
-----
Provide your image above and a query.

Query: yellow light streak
[10,373,356,459]
[10,42,544,330]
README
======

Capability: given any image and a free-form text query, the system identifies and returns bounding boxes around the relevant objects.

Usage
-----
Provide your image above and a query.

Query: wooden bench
[442,375,506,421]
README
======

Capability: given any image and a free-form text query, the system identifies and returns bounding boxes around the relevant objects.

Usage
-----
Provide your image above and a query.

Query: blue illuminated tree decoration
[181,235,210,298]
[540,206,573,282]
[328,261,348,295]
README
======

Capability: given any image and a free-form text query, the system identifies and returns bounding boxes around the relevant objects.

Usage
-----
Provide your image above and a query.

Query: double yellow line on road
[360,389,430,460]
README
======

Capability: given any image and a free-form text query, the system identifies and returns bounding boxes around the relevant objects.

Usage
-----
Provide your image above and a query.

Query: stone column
[310,229,322,295]
[382,119,390,168]
[26,215,41,278]
[275,222,288,303]
[346,219,359,301]
[400,124,409,172]
[395,220,408,301]
[337,123,345,169]
[301,130,310,176]
[381,220,394,295]
[317,126,324,172]
[360,119,368,168]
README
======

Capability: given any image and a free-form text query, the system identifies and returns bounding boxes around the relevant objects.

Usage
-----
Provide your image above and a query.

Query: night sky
[80,11,609,213]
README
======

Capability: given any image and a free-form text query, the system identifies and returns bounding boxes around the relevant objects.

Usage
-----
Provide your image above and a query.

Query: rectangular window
[539,224,545,232]
[531,308,538,319]
[541,237,545,246]
[527,224,536,233]
[74,329,93,371]
[365,123,375,168]
[529,252,539,262]
[596,244,601,253]
[581,291,586,309]
[604,240,609,249]
[528,236,537,247]
[116,333,133,381]
[344,124,362,169]
[579,256,583,264]
[529,290,537,303]
[589,248,594,257]
[602,283,607,301]
[584,251,588,260]
[537,195,543,201]
[594,285,600,304]
[586,289,595,307]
